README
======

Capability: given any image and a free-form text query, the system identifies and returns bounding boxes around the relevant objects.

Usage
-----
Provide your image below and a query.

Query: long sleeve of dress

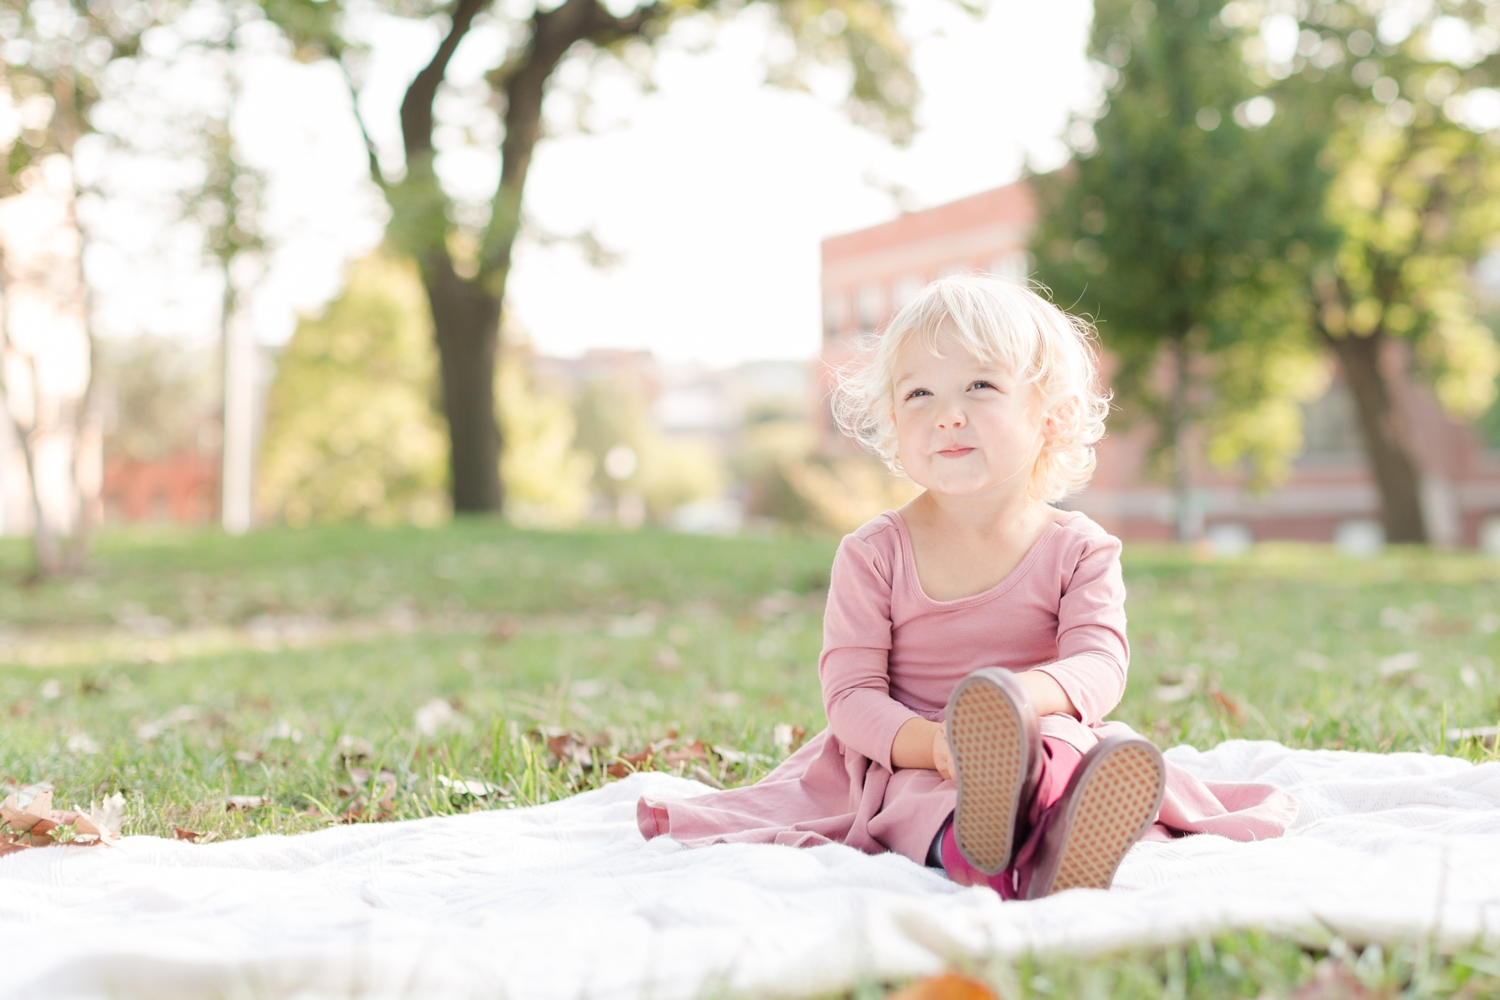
[1031,532,1130,726]
[818,533,918,771]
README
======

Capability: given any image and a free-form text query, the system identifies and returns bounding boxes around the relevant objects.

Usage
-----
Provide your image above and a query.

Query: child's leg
[1014,736,1166,899]
[934,737,1081,897]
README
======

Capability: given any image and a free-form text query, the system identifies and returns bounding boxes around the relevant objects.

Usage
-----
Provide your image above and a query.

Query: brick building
[819,180,1500,548]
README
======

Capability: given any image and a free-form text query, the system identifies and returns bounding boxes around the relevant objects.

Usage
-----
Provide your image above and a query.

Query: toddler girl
[638,276,1296,898]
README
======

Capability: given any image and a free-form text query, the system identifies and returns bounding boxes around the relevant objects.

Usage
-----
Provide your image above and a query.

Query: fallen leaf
[337,735,375,763]
[689,765,725,789]
[65,733,100,756]
[0,839,30,856]
[436,775,508,798]
[0,784,118,848]
[414,698,457,737]
[607,749,654,778]
[174,827,201,842]
[336,781,397,824]
[1289,960,1385,1000]
[538,729,611,768]
[226,795,267,810]
[663,740,711,767]
[773,724,807,754]
[89,793,125,839]
[1378,651,1421,679]
[1,787,58,840]
[888,973,998,1000]
[1446,725,1498,747]
[1206,683,1244,723]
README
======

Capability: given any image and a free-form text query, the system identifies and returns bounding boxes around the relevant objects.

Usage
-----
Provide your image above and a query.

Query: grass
[4,521,1500,996]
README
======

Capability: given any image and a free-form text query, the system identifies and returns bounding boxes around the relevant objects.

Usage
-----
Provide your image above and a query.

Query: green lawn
[3,523,1500,997]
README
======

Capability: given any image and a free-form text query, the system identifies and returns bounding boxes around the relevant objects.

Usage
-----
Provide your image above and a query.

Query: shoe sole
[1039,740,1165,896]
[948,674,1031,875]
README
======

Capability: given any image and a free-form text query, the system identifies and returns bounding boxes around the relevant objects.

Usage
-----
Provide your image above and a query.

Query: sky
[101,0,1099,367]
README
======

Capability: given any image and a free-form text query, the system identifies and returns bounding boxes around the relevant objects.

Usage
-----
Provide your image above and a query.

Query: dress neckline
[885,509,1072,609]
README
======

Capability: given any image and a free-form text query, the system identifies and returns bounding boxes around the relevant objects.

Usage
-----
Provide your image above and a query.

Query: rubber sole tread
[1049,742,1164,893]
[949,680,1028,874]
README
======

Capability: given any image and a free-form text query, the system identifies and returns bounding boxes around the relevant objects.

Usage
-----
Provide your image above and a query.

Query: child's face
[890,335,1048,501]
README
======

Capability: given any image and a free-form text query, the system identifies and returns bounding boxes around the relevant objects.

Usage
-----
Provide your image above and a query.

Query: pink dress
[638,510,1297,864]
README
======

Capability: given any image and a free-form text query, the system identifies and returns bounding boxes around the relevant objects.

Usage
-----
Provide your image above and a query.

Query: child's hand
[932,727,954,782]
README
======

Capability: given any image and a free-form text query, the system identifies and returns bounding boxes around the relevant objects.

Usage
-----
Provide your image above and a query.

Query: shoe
[1021,735,1166,899]
[944,668,1042,875]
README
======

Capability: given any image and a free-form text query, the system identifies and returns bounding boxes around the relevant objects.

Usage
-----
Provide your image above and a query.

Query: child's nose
[937,405,966,429]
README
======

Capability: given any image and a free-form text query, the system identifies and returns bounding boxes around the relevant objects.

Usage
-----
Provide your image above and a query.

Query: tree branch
[401,0,493,162]
[481,0,662,277]
[340,56,387,190]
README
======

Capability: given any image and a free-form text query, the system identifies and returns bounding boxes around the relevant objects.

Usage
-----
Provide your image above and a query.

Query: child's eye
[904,388,931,400]
[969,381,996,391]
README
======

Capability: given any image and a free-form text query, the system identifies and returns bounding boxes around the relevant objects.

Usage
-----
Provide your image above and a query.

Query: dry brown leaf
[773,723,808,754]
[888,973,998,1000]
[173,827,202,842]
[662,741,711,767]
[1206,684,1244,723]
[1289,961,1387,1000]
[0,838,30,856]
[539,729,611,768]
[337,736,375,763]
[689,765,725,789]
[337,781,397,824]
[0,785,119,848]
[226,795,267,810]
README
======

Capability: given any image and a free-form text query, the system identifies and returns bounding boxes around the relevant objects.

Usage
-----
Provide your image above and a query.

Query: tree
[0,0,169,574]
[257,251,452,527]
[262,0,918,513]
[1239,0,1500,544]
[1032,0,1334,539]
[258,249,594,526]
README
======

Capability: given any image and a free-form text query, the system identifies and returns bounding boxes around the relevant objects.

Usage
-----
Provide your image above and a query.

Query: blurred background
[7,0,1500,570]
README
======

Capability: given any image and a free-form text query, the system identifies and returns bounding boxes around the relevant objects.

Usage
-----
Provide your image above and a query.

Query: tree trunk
[427,259,504,512]
[392,0,654,514]
[1169,334,1198,542]
[1324,330,1428,544]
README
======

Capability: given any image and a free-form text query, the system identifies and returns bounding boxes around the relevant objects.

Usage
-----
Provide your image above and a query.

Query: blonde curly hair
[830,274,1110,503]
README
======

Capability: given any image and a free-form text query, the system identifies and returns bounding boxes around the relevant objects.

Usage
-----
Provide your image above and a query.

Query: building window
[823,294,846,337]
[1300,381,1363,459]
[857,283,884,328]
[894,274,922,309]
[990,250,1029,285]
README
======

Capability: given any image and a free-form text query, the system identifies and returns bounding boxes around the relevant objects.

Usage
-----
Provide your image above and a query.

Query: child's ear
[1043,399,1072,443]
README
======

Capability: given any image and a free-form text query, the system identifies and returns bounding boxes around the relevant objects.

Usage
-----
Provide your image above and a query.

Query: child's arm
[891,671,1077,780]
[1028,531,1130,726]
[819,534,920,771]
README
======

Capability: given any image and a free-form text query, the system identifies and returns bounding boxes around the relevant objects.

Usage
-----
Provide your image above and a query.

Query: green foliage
[1033,0,1334,490]
[257,252,450,527]
[95,336,217,462]
[1273,0,1500,418]
[498,343,594,527]
[571,377,728,524]
[257,251,598,528]
[0,0,161,190]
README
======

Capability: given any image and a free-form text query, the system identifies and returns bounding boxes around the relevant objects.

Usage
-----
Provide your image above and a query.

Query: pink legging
[939,736,1082,899]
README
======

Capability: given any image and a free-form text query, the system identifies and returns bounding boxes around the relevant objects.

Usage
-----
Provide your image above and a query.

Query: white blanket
[5,740,1500,999]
